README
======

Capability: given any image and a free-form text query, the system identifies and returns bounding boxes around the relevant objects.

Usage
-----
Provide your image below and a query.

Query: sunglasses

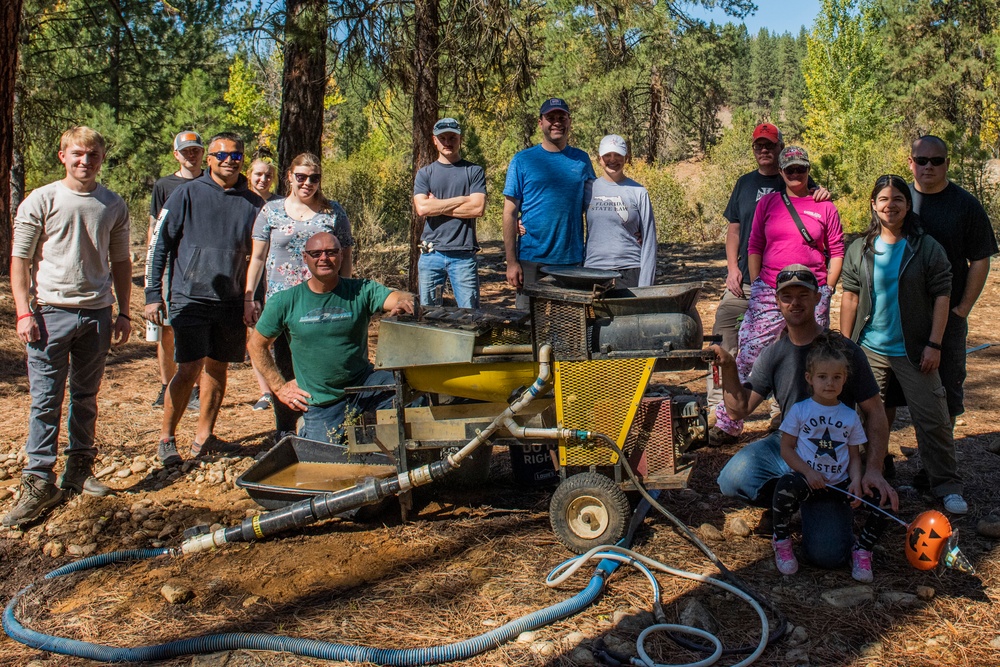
[208,151,243,163]
[304,248,341,259]
[783,165,809,175]
[912,156,946,167]
[435,121,460,131]
[776,269,818,286]
[293,172,322,184]
[752,141,777,151]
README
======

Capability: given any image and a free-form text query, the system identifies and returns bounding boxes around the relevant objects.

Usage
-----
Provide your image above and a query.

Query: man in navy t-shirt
[413,118,487,309]
[503,98,596,309]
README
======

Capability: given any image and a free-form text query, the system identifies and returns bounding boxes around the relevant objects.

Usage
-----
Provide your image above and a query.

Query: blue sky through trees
[686,0,821,35]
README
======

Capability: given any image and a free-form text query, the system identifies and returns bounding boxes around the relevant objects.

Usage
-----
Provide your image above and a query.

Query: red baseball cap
[752,123,780,144]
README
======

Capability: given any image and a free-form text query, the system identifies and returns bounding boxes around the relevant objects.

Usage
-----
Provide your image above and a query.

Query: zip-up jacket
[145,172,263,307]
[841,231,952,365]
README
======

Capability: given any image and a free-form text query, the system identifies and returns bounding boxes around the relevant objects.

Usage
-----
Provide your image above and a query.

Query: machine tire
[550,472,630,554]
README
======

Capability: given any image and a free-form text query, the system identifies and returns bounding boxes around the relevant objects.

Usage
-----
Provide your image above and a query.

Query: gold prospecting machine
[352,266,712,553]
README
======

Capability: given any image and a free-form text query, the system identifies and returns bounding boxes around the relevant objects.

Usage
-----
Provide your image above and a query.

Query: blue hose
[4,549,620,664]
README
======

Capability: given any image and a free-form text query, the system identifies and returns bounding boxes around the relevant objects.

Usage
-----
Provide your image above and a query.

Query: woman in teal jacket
[840,174,966,514]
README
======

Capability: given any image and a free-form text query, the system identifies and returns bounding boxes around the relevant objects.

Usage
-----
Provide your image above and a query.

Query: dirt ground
[0,240,999,667]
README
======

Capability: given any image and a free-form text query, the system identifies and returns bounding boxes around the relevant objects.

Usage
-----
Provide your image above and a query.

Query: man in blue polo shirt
[503,98,596,309]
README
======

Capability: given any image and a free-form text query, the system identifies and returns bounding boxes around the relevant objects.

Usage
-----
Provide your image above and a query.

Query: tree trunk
[0,0,24,276]
[11,89,24,214]
[277,0,327,195]
[409,0,440,293]
[647,65,663,164]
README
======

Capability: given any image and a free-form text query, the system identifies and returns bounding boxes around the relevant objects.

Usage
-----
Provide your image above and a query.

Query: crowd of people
[5,101,998,587]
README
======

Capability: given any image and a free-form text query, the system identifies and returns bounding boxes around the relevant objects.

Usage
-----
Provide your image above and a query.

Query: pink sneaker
[851,548,873,583]
[772,537,799,575]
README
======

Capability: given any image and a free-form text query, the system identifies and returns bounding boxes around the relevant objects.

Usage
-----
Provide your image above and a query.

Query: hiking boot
[851,547,874,583]
[157,437,182,466]
[253,394,273,411]
[772,537,799,575]
[152,384,166,408]
[943,493,968,515]
[190,435,240,459]
[58,456,113,497]
[2,474,63,527]
[186,385,200,412]
[708,426,739,447]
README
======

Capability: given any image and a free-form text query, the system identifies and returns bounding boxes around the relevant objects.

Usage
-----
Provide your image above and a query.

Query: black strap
[781,192,827,257]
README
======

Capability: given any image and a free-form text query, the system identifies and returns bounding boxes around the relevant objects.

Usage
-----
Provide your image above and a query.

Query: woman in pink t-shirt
[713,146,845,438]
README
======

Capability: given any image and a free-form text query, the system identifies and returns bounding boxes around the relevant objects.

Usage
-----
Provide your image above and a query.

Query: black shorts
[170,303,246,364]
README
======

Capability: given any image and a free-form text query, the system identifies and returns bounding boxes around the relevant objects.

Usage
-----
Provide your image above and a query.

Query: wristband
[117,313,131,321]
[926,341,942,351]
[17,312,34,322]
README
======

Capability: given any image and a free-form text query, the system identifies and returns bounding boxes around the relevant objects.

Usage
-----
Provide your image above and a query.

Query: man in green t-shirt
[249,232,415,442]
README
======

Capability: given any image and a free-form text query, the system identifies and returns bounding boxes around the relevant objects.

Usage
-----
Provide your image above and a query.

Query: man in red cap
[708,123,829,445]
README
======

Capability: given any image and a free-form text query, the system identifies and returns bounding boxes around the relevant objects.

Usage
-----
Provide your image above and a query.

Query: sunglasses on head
[783,165,809,175]
[435,120,460,131]
[304,248,341,259]
[912,156,946,167]
[208,151,243,163]
[776,269,818,286]
[293,172,322,184]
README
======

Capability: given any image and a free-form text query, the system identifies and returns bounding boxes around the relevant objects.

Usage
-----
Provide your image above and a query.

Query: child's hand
[847,478,864,508]
[804,468,826,490]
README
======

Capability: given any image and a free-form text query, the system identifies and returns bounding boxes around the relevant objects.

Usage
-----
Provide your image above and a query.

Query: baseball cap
[776,264,819,293]
[433,118,461,136]
[539,98,571,116]
[752,123,780,144]
[598,134,628,157]
[778,145,810,170]
[173,131,203,151]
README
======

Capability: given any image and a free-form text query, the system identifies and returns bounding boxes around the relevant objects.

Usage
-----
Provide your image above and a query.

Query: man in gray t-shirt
[6,126,132,527]
[413,118,487,309]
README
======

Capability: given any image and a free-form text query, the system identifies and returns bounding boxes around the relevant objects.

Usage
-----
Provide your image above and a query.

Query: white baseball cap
[598,134,628,157]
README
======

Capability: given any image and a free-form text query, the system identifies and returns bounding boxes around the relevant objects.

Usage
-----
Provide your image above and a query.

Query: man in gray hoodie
[145,132,263,465]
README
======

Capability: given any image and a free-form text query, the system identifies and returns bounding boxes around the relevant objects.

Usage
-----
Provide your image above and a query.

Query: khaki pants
[864,348,961,497]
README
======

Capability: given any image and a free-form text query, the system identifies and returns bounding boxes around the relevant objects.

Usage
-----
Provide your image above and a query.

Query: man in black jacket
[145,132,264,464]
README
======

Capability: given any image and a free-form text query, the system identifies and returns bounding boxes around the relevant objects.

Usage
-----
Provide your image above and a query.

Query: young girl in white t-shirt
[771,331,891,582]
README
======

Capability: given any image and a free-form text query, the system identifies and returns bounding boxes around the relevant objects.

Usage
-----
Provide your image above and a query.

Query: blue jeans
[418,250,480,309]
[718,431,854,568]
[25,306,113,482]
[300,369,396,443]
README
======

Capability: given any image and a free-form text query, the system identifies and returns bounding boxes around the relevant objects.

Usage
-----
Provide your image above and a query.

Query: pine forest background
[6,0,1000,281]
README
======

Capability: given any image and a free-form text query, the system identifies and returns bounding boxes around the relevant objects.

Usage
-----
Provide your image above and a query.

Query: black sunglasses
[752,141,777,151]
[208,151,243,162]
[783,165,809,175]
[776,269,818,286]
[435,121,460,131]
[304,248,341,259]
[912,156,946,167]
[293,173,322,184]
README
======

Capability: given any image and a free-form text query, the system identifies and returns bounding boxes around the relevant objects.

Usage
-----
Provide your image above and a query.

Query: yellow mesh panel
[555,358,655,466]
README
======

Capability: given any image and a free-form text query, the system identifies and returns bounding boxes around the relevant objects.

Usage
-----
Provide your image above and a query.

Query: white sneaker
[943,494,968,515]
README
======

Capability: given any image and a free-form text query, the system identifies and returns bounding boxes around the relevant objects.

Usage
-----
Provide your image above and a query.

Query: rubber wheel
[549,472,631,554]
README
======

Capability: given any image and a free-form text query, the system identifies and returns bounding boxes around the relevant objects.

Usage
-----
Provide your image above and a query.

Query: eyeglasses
[752,141,777,151]
[783,165,809,175]
[293,173,321,184]
[208,151,243,163]
[304,248,341,259]
[912,156,946,167]
[776,269,818,286]
[435,120,460,131]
